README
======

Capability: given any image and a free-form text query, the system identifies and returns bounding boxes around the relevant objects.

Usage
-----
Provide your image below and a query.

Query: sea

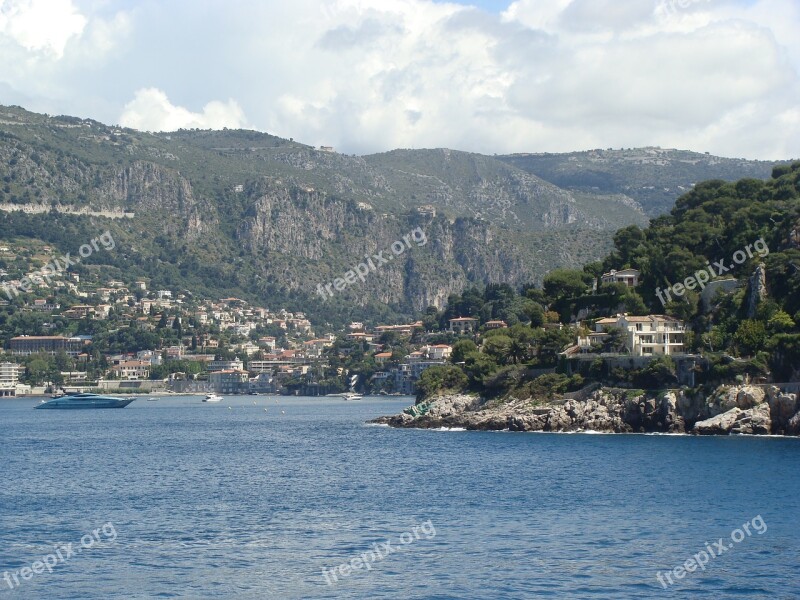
[0,395,798,599]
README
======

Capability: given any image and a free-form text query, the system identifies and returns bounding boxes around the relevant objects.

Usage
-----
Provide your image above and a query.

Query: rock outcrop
[746,263,768,319]
[730,404,772,435]
[693,408,743,435]
[371,384,800,437]
[767,386,799,434]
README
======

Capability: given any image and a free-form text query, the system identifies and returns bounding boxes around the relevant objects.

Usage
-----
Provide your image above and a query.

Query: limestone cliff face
[0,137,210,240]
[235,180,535,310]
[100,162,210,240]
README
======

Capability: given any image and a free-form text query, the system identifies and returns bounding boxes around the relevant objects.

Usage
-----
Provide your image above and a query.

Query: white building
[237,342,261,356]
[258,336,277,351]
[137,350,163,366]
[208,359,244,372]
[600,268,640,288]
[110,360,151,380]
[592,314,685,356]
[424,345,453,360]
[303,339,332,358]
[448,317,478,334]
[0,362,23,396]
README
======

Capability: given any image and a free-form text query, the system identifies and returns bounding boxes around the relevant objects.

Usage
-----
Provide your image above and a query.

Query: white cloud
[0,0,798,159]
[0,0,86,57]
[119,88,248,132]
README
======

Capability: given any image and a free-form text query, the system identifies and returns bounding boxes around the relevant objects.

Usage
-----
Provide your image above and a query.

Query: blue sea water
[0,395,799,599]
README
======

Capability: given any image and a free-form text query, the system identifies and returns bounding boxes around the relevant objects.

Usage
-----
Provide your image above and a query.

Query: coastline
[370,384,800,437]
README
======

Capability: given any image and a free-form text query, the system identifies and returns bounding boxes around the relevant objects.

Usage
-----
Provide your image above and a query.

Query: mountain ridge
[0,104,790,326]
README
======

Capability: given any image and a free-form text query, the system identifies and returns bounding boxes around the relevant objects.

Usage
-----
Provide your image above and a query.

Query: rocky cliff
[372,385,800,436]
[0,105,785,323]
[234,178,612,312]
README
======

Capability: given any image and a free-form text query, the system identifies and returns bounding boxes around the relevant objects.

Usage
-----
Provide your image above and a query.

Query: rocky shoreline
[370,385,800,436]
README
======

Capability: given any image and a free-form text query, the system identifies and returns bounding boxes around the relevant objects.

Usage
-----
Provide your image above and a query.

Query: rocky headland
[371,385,800,436]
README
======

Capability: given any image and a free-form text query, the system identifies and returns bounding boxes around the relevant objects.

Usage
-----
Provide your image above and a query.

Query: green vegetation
[415,365,469,400]
[414,162,800,401]
[0,105,627,329]
[499,147,784,217]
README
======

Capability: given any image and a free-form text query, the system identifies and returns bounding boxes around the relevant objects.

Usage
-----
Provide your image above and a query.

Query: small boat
[343,393,363,401]
[35,392,135,410]
[203,394,223,403]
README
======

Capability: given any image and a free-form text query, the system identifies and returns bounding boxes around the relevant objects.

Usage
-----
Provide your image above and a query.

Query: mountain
[498,147,785,217]
[0,104,787,326]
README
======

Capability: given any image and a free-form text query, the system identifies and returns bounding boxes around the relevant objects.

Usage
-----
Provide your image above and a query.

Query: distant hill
[0,105,788,326]
[498,147,785,217]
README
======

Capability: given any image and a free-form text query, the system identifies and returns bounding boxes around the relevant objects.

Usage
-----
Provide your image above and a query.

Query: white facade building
[594,314,685,356]
[0,362,23,396]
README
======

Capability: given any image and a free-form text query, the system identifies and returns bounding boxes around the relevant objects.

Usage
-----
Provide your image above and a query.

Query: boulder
[545,407,573,431]
[787,411,800,436]
[735,386,765,410]
[658,391,686,433]
[507,415,546,432]
[730,404,772,435]
[768,391,798,433]
[425,394,480,418]
[693,408,742,435]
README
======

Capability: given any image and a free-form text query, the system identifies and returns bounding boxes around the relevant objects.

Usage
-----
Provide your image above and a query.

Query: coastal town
[0,243,694,399]
[0,253,468,396]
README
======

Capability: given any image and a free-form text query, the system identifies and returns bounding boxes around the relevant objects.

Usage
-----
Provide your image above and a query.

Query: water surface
[1,395,798,599]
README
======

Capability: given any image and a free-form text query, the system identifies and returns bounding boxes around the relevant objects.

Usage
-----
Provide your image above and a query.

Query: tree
[768,310,795,333]
[612,225,647,267]
[463,352,499,386]
[543,269,593,302]
[537,328,574,366]
[734,320,768,356]
[702,326,726,352]
[525,302,545,327]
[483,335,513,366]
[422,306,439,332]
[172,315,182,337]
[450,339,477,364]
[635,356,677,388]
[415,365,468,401]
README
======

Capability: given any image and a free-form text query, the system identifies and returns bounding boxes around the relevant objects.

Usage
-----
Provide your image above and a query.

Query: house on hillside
[110,360,151,380]
[424,344,452,360]
[600,268,640,288]
[374,352,393,365]
[448,317,478,335]
[592,314,685,356]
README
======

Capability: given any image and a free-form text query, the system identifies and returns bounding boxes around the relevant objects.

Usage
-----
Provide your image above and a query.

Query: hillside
[499,147,784,217]
[400,161,800,407]
[0,104,787,326]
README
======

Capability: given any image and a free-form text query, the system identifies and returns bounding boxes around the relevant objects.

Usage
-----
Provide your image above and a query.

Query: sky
[0,0,798,159]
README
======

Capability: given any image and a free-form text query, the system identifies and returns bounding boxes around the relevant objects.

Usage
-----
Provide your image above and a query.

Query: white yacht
[203,394,223,403]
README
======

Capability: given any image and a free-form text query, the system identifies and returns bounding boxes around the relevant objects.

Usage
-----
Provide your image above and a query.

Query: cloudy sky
[0,0,798,159]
